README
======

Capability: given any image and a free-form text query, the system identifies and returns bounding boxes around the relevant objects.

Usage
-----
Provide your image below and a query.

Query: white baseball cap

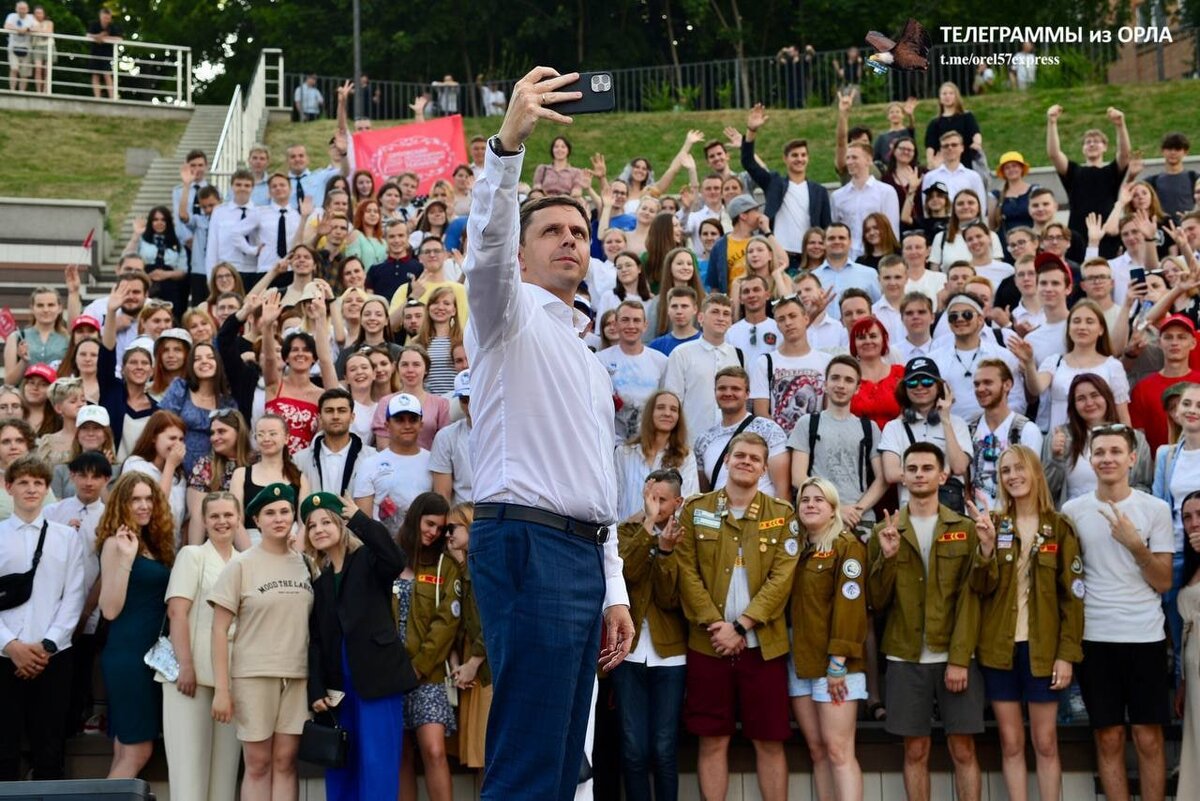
[76,405,111,428]
[387,393,423,419]
[453,370,471,399]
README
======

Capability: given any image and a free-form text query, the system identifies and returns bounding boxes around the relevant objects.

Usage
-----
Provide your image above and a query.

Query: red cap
[1034,252,1072,285]
[1159,314,1197,335]
[24,363,57,384]
[71,315,102,331]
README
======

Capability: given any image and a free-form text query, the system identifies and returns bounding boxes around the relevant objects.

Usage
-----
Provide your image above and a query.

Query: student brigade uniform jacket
[455,564,491,686]
[790,530,869,678]
[867,505,982,667]
[617,518,688,657]
[973,511,1085,676]
[676,490,799,660]
[404,553,463,683]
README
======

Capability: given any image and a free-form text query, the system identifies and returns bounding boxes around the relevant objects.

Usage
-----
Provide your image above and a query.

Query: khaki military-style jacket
[676,490,799,660]
[405,553,463,683]
[790,530,869,678]
[617,518,687,658]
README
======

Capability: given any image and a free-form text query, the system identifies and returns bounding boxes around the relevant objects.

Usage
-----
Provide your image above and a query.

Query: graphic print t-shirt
[748,349,832,433]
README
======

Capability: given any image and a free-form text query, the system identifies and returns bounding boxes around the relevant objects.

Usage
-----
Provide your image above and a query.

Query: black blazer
[308,511,419,703]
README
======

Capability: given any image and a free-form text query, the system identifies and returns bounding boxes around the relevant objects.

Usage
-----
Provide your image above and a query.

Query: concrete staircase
[93,104,230,292]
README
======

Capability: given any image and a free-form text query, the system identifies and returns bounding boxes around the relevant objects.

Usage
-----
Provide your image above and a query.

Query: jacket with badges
[675,489,799,660]
[789,530,869,678]
[455,561,490,687]
[617,518,688,658]
[867,505,982,667]
[400,552,463,683]
[972,510,1085,676]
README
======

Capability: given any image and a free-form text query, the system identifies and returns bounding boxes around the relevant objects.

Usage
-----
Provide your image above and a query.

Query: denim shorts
[788,671,868,703]
[980,641,1059,704]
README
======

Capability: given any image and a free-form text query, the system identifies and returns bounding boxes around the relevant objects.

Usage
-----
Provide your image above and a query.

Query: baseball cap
[71,315,102,332]
[453,370,471,399]
[387,393,423,419]
[726,194,763,219]
[76,405,111,428]
[24,363,57,384]
[159,328,193,348]
[923,181,950,196]
[127,336,156,364]
[903,357,941,381]
[1159,314,1196,335]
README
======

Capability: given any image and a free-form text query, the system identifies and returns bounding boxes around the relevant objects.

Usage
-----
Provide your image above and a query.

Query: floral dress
[393,577,457,733]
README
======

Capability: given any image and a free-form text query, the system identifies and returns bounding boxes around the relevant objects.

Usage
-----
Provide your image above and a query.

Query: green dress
[100,554,170,743]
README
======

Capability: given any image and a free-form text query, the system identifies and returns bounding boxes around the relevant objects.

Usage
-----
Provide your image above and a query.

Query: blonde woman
[789,477,868,801]
[35,377,86,467]
[4,286,68,385]
[730,235,792,319]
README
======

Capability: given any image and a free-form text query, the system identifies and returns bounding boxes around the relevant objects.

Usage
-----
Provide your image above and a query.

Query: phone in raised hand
[545,71,616,115]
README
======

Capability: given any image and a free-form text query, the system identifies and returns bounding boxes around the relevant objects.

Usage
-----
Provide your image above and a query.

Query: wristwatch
[489,136,521,158]
[41,639,58,655]
[732,621,748,638]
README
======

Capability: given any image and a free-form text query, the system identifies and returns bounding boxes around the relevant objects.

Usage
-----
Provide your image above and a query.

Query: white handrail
[209,49,285,193]
[1,28,191,105]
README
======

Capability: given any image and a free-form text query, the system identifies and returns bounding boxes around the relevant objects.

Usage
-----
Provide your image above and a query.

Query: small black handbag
[0,522,47,611]
[298,709,349,769]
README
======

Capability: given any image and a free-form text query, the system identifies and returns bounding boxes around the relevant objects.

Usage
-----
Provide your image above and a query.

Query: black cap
[923,181,950,196]
[904,357,941,381]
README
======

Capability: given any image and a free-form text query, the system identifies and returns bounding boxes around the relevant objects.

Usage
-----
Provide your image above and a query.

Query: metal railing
[209,49,287,194]
[286,27,1197,118]
[1,28,191,105]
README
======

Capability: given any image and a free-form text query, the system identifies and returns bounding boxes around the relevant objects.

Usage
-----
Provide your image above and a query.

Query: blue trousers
[470,518,605,801]
[610,661,687,801]
[1165,553,1185,683]
[323,646,406,801]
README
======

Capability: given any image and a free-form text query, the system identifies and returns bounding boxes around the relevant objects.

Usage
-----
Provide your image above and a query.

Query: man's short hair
[1089,423,1136,452]
[248,143,270,158]
[903,441,945,470]
[701,293,733,311]
[417,235,443,252]
[1183,211,1200,226]
[384,219,409,235]
[645,468,684,495]
[846,141,872,157]
[826,353,862,379]
[729,431,769,459]
[518,196,591,245]
[1029,187,1056,201]
[740,274,770,292]
[216,290,244,304]
[783,139,808,157]
[666,286,698,304]
[703,140,727,156]
[900,291,933,314]
[839,287,872,311]
[1043,222,1072,243]
[901,229,928,245]
[469,135,487,145]
[1006,225,1038,243]
[965,275,994,293]
[975,358,1013,384]
[847,126,872,143]
[197,186,221,203]
[268,171,290,186]
[318,387,353,410]
[715,365,750,389]
[68,450,114,479]
[939,131,964,145]
[185,149,208,164]
[396,171,419,183]
[878,254,905,272]
[1162,132,1191,151]
[5,454,50,486]
[117,271,152,293]
[825,221,852,238]
[1083,128,1109,145]
[616,299,646,318]
[231,168,255,185]
[946,261,976,277]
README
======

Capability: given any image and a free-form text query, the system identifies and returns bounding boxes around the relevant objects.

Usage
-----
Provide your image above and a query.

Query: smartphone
[547,71,615,115]
[1130,267,1146,285]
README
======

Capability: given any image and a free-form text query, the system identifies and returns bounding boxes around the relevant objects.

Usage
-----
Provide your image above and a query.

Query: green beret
[300,491,345,523]
[246,482,297,520]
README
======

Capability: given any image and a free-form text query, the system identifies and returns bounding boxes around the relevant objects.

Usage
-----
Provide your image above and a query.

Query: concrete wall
[0,91,193,120]
[0,197,107,268]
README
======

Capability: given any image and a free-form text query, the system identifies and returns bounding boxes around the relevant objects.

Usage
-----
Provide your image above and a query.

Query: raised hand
[408,95,428,116]
[722,125,744,149]
[837,91,853,113]
[1106,106,1125,125]
[299,196,315,218]
[497,66,582,153]
[966,499,995,557]
[1098,501,1142,551]
[685,128,705,147]
[1051,428,1067,458]
[590,152,607,179]
[258,290,283,329]
[878,510,901,559]
[936,382,955,414]
[1086,212,1104,246]
[1046,104,1063,122]
[642,480,662,521]
[659,516,682,552]
[902,96,918,116]
[132,216,147,236]
[1006,335,1034,365]
[679,152,696,171]
[179,163,195,185]
[64,263,81,295]
[1127,150,1145,179]
[747,103,769,132]
[1133,208,1157,241]
[113,524,140,562]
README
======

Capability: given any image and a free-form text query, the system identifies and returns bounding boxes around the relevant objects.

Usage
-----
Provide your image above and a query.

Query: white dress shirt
[206,202,259,273]
[872,297,905,344]
[661,337,743,437]
[806,314,850,353]
[921,162,987,207]
[463,145,627,610]
[251,203,301,272]
[43,497,105,635]
[830,176,900,253]
[0,513,86,654]
[928,338,1027,422]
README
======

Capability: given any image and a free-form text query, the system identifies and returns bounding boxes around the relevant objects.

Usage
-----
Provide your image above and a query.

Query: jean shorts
[787,660,868,702]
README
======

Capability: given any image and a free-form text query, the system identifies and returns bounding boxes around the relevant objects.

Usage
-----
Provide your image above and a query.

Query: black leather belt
[475,503,610,545]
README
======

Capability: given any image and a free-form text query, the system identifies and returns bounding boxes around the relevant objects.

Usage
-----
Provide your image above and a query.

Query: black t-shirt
[87,20,122,57]
[365,257,422,303]
[1061,159,1125,262]
[924,112,981,156]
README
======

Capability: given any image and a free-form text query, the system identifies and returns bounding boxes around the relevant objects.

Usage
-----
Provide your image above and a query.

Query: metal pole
[352,0,363,120]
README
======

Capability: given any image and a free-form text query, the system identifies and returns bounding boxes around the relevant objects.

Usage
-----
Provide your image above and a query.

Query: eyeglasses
[1082,275,1112,282]
[905,377,937,388]
[421,248,445,256]
[946,310,976,323]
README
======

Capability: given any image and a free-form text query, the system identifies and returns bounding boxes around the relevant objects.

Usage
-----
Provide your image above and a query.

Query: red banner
[351,116,467,195]
[0,307,16,340]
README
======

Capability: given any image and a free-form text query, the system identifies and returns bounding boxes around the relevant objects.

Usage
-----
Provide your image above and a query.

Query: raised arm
[1045,105,1069,175]
[1109,107,1131,171]
[835,92,852,174]
[649,130,704,195]
[258,292,284,388]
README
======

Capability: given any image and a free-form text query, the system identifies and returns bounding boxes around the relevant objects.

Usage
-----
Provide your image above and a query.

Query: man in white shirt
[929,292,1026,422]
[694,366,789,496]
[597,300,669,442]
[872,256,908,344]
[750,295,832,434]
[249,174,301,278]
[206,169,260,282]
[894,292,936,363]
[352,393,430,531]
[921,131,987,206]
[430,370,473,504]
[460,69,634,801]
[832,143,900,255]
[809,223,881,321]
[1016,254,1072,430]
[171,149,210,246]
[0,455,86,780]
[969,359,1042,505]
[295,388,377,496]
[663,293,741,436]
[1062,425,1173,801]
[726,276,780,367]
[680,173,730,254]
[796,273,848,353]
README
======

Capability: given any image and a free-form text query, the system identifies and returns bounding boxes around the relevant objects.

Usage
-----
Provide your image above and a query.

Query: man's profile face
[518,205,590,296]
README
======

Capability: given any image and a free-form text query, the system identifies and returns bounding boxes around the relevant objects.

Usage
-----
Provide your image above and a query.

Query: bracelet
[828,657,846,669]
[826,665,848,678]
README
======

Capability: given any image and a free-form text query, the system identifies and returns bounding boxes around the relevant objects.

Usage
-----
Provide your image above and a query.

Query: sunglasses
[1090,423,1131,434]
[145,299,174,311]
[905,377,938,388]
[980,433,1000,462]
[208,408,240,422]
[946,310,976,323]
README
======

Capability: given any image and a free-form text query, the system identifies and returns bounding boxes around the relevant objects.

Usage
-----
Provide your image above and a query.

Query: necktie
[239,206,247,220]
[277,209,288,258]
[154,235,166,269]
[191,186,201,217]
[295,176,305,210]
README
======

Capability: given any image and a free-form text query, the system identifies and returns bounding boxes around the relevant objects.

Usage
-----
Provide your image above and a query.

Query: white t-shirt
[806,316,850,354]
[429,419,473,505]
[694,414,787,493]
[1038,354,1130,433]
[879,414,974,505]
[971,413,1043,503]
[726,318,781,370]
[973,260,1015,287]
[748,349,832,434]
[905,271,947,311]
[1062,490,1173,643]
[352,448,432,525]
[774,181,812,253]
[596,345,669,443]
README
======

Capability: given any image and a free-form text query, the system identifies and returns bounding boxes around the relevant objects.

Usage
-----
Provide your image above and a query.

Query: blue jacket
[741,139,831,233]
[705,236,730,293]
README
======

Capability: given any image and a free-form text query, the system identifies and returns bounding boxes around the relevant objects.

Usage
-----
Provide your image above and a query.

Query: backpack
[807,412,875,492]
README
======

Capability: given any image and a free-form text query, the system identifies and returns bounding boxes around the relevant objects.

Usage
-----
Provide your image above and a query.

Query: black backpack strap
[902,421,916,446]
[30,520,48,572]
[859,415,874,490]
[765,353,774,414]
[735,347,744,367]
[709,414,757,488]
[805,412,821,477]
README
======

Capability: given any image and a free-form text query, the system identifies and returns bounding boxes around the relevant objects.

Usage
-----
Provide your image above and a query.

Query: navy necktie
[277,209,288,258]
[239,206,247,220]
[153,235,166,269]
[295,176,305,210]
